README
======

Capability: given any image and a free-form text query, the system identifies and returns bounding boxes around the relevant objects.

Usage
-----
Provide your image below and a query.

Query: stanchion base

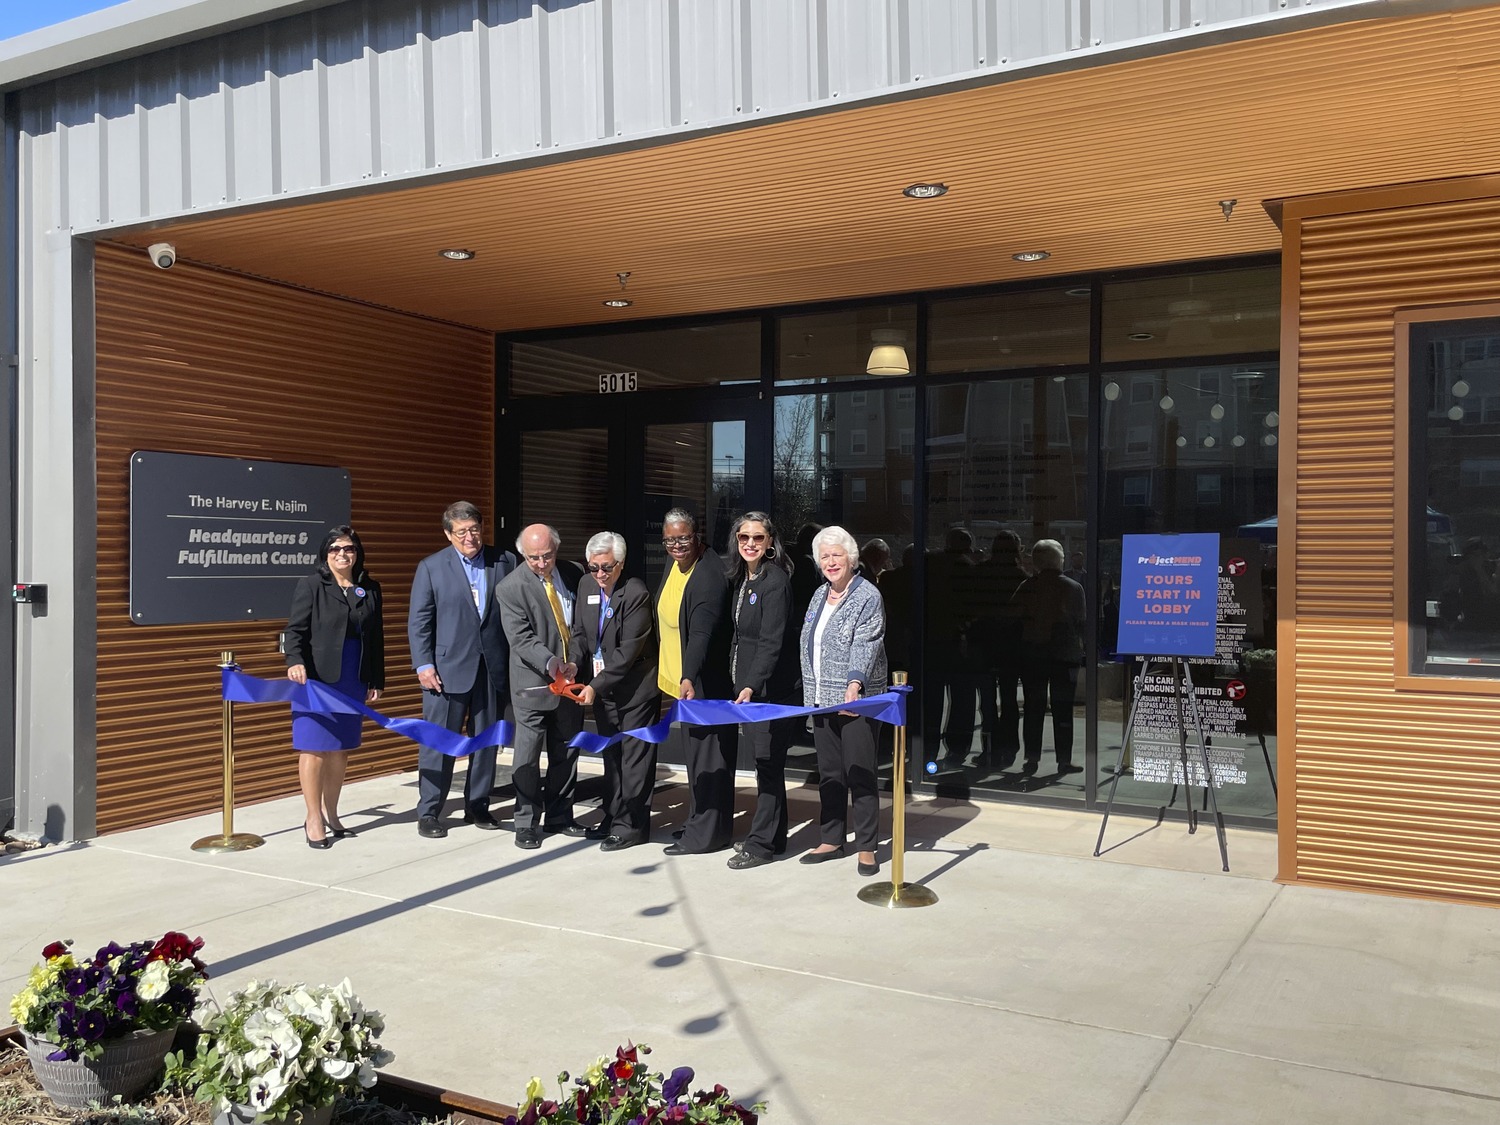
[857,881,939,908]
[191,833,265,853]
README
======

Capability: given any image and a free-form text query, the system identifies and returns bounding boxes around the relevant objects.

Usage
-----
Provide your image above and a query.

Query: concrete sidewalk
[3,765,1498,1125]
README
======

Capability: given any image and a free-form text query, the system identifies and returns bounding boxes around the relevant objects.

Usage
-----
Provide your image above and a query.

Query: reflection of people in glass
[860,538,894,582]
[974,530,1029,770]
[1456,537,1500,629]
[924,527,983,766]
[725,512,800,870]
[1014,539,1086,776]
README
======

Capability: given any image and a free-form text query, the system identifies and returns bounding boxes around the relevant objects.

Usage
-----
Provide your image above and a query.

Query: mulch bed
[0,1044,449,1125]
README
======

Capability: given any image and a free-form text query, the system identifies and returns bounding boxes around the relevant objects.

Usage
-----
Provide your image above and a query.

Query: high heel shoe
[304,824,332,850]
[325,822,357,839]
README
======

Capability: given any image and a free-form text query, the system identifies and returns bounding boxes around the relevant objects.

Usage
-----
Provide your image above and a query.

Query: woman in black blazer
[725,511,800,869]
[285,525,385,848]
[572,531,660,850]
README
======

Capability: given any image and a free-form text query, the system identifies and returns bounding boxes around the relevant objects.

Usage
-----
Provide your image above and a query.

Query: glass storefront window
[510,320,760,395]
[777,303,919,383]
[1101,266,1279,363]
[1098,363,1280,820]
[921,375,1091,794]
[1409,316,1500,676]
[519,429,610,556]
[928,287,1091,373]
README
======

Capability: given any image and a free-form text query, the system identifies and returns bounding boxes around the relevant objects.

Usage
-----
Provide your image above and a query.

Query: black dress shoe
[514,827,542,849]
[599,834,641,852]
[798,847,845,865]
[857,859,880,877]
[585,824,612,841]
[327,826,357,839]
[727,850,772,870]
[545,823,589,837]
[417,816,447,839]
[1056,762,1083,775]
[304,825,332,850]
[465,811,503,830]
[663,842,696,856]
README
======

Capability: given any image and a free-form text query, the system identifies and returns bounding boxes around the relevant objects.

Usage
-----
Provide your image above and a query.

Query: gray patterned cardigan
[799,574,888,707]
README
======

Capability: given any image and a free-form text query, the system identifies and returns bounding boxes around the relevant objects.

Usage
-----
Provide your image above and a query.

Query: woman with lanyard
[799,525,888,876]
[571,531,659,850]
[724,511,799,870]
[284,525,385,849]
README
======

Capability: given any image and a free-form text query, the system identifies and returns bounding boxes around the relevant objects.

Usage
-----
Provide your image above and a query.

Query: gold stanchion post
[859,671,937,908]
[192,651,265,853]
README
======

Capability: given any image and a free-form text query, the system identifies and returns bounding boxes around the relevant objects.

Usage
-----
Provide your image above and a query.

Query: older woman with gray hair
[1014,538,1086,776]
[570,531,660,850]
[799,525,888,876]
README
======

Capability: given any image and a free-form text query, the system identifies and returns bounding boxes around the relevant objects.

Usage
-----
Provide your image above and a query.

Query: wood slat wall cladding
[1283,182,1500,905]
[93,243,494,833]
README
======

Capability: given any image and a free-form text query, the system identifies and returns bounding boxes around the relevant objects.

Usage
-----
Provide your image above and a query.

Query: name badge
[593,656,605,676]
[588,595,601,605]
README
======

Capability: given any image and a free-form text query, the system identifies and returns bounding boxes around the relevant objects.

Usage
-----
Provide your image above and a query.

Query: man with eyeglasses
[408,501,517,838]
[497,523,586,849]
[568,531,659,851]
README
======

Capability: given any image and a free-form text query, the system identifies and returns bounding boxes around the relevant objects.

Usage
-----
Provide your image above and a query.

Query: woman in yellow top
[656,508,734,854]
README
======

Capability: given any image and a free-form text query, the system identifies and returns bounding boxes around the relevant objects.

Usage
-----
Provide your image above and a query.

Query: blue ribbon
[222,670,909,759]
[567,690,909,754]
[222,669,515,758]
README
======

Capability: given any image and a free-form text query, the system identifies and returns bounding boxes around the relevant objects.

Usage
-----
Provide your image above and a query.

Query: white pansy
[137,959,171,1000]
[321,1057,356,1080]
[356,1061,377,1089]
[247,1070,289,1110]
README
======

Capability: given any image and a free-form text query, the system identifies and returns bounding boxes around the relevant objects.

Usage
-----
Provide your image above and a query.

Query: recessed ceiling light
[1127,331,1155,341]
[1012,250,1050,262]
[438,248,476,260]
[603,298,633,308]
[903,182,949,199]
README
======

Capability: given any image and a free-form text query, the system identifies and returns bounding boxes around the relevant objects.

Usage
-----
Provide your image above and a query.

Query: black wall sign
[129,452,351,625]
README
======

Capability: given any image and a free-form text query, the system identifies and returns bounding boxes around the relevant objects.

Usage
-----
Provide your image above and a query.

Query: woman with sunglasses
[724,511,800,870]
[570,531,659,850]
[285,525,385,849]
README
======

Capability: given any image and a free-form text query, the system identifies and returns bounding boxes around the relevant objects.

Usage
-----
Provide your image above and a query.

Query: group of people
[282,503,889,876]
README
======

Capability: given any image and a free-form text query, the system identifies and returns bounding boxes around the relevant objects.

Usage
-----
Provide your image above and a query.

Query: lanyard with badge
[591,590,611,676]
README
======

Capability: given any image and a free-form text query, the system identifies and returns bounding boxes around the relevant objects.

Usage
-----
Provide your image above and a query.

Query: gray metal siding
[12,0,1393,234]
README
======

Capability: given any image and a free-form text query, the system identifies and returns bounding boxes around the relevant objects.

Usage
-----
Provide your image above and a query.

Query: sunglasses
[586,561,619,575]
[328,545,358,555]
[662,535,695,547]
[736,533,767,544]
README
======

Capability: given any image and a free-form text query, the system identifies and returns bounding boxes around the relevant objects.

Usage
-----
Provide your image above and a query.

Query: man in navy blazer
[497,523,586,849]
[407,501,517,838]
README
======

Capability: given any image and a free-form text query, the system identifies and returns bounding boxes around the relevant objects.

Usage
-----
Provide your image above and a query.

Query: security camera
[147,242,176,269]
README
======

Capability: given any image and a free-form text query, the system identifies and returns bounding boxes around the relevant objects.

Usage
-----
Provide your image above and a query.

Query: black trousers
[670,692,733,852]
[417,658,499,819]
[1020,660,1078,766]
[596,693,661,841]
[812,713,880,852]
[738,715,796,859]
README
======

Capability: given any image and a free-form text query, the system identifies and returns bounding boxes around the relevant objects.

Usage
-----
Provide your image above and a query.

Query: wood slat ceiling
[110,7,1500,332]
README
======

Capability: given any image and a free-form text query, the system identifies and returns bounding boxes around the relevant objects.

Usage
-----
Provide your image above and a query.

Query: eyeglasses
[525,551,557,563]
[586,561,619,575]
[736,533,767,545]
[662,535,695,547]
[450,527,484,540]
[328,545,358,555]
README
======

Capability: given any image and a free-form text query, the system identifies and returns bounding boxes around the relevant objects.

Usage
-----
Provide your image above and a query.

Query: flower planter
[23,1025,178,1110]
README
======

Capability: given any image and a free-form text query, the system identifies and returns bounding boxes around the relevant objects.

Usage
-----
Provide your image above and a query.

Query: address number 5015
[598,371,638,394]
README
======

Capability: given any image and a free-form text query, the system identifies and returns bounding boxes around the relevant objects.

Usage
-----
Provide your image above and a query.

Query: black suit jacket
[285,572,385,690]
[729,562,798,702]
[407,544,517,696]
[571,575,659,718]
[657,547,732,699]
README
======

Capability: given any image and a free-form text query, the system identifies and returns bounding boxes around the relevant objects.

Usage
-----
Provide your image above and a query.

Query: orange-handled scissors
[518,668,589,703]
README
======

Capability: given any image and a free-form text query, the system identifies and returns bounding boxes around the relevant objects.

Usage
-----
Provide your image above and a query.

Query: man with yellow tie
[498,523,586,849]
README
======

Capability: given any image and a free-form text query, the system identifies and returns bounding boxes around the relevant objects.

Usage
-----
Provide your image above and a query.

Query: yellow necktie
[544,576,569,660]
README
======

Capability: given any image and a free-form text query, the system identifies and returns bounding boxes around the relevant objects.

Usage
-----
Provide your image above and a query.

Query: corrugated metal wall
[1283,183,1500,905]
[15,0,1370,235]
[92,243,494,833]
